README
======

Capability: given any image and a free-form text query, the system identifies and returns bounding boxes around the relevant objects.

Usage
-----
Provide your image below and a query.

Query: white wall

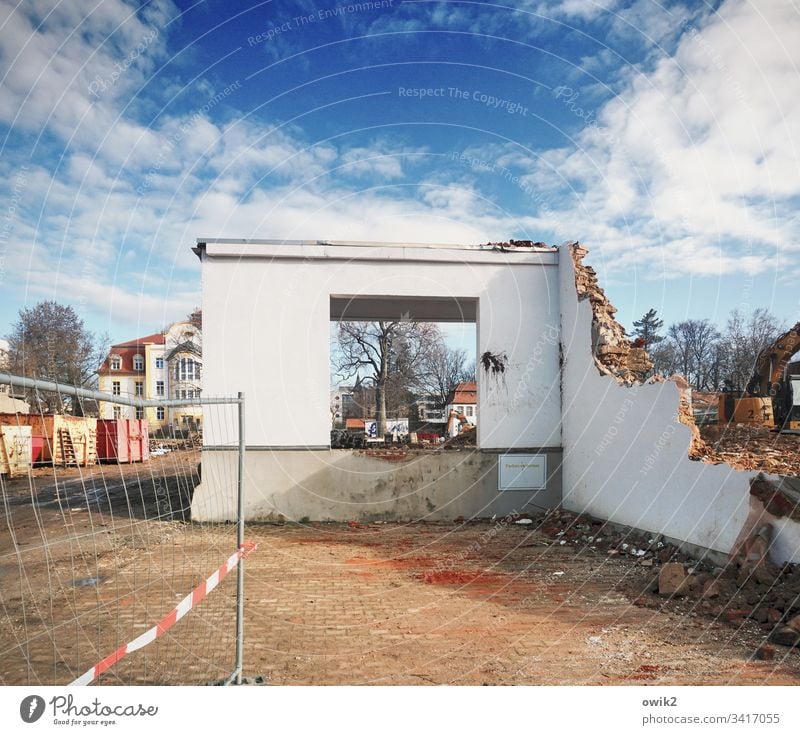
[558,244,800,562]
[201,242,562,450]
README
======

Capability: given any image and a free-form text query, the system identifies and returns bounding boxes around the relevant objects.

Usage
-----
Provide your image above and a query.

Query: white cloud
[520,0,800,278]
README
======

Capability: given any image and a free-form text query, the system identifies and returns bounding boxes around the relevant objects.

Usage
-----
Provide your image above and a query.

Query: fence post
[235,391,245,684]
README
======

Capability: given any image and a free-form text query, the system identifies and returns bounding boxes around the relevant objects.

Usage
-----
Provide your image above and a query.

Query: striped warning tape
[70,542,258,686]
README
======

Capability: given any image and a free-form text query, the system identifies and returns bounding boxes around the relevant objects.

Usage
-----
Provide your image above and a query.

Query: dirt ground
[2,451,800,685]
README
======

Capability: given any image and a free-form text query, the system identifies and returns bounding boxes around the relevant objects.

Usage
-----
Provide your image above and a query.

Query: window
[156,380,164,396]
[112,381,121,396]
[112,406,121,419]
[187,389,195,399]
[155,357,164,369]
[135,381,144,396]
[175,389,180,399]
[133,354,144,371]
[135,406,144,420]
[110,356,121,370]
[175,357,201,381]
[466,405,473,417]
[156,406,165,420]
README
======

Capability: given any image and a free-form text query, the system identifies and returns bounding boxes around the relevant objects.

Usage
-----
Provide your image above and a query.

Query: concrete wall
[193,448,562,522]
[558,244,800,564]
[195,240,565,521]
[200,242,561,451]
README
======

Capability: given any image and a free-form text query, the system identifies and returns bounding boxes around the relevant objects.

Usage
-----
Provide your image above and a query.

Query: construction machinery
[719,321,800,433]
[446,410,475,438]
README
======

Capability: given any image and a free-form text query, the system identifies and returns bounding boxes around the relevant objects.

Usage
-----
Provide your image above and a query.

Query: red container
[96,419,149,463]
[31,435,45,464]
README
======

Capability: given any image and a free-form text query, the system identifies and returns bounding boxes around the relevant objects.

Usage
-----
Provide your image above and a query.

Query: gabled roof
[113,332,166,348]
[445,381,477,406]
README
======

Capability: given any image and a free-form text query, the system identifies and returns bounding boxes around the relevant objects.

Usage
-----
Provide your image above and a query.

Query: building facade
[97,318,202,433]
[444,381,477,427]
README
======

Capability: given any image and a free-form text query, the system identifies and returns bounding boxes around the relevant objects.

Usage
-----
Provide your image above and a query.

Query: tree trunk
[376,345,389,437]
[375,380,387,437]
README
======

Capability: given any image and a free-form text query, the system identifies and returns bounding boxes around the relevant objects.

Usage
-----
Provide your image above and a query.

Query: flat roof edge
[199,240,559,266]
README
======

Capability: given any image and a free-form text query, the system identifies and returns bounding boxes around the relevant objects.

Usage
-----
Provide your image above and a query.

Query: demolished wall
[559,242,800,564]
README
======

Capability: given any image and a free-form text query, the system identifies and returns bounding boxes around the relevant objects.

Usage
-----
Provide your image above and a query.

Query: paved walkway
[240,522,800,685]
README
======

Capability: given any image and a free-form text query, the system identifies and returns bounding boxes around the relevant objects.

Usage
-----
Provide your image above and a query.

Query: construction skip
[193,239,800,566]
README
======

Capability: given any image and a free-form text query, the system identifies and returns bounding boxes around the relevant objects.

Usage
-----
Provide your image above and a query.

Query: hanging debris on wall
[569,243,653,385]
[481,240,556,251]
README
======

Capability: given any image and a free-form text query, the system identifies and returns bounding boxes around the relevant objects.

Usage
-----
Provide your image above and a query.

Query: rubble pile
[537,508,800,650]
[569,243,653,384]
[697,425,800,477]
[666,373,716,458]
[538,508,695,565]
[442,428,477,448]
[481,240,556,251]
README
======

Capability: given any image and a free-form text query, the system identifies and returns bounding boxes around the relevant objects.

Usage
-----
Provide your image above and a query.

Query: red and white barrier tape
[70,542,258,686]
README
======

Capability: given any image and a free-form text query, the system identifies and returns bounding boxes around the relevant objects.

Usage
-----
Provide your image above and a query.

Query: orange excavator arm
[748,321,800,396]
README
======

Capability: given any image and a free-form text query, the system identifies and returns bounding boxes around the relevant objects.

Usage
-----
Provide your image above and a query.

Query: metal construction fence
[0,373,248,685]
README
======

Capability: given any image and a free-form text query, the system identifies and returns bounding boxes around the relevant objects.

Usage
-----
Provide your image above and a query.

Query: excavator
[446,409,475,439]
[718,321,800,433]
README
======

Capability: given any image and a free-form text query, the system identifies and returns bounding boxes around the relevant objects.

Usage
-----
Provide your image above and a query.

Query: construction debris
[481,240,556,251]
[442,427,476,448]
[570,243,653,384]
[571,243,800,477]
[696,425,800,477]
[537,508,800,651]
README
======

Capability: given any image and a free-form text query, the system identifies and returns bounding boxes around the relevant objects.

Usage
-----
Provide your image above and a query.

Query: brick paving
[240,522,800,685]
[3,452,800,685]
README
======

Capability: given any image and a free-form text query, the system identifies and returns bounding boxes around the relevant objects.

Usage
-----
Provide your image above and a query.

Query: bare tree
[5,301,109,413]
[722,308,784,392]
[333,320,441,436]
[664,319,721,390]
[418,340,474,408]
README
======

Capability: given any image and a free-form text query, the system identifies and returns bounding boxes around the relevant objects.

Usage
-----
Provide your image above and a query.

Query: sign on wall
[498,454,547,491]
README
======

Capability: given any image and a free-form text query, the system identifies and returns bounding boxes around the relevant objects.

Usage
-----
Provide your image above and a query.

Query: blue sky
[1,0,798,346]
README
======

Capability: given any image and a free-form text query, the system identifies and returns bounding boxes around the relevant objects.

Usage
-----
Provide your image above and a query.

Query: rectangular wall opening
[329,295,478,449]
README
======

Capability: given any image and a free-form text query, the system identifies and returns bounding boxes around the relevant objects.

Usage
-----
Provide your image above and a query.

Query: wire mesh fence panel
[0,379,243,685]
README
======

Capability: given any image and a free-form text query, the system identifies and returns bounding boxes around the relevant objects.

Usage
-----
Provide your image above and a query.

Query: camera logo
[20,695,45,724]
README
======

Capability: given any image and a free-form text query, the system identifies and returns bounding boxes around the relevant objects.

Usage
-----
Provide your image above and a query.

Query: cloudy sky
[0,0,798,344]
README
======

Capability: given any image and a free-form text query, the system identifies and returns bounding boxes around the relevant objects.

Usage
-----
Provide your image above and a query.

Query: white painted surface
[558,244,800,562]
[200,242,561,449]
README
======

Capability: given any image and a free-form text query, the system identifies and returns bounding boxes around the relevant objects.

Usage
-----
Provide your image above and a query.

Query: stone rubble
[570,242,800,475]
[537,508,800,651]
[570,243,653,384]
